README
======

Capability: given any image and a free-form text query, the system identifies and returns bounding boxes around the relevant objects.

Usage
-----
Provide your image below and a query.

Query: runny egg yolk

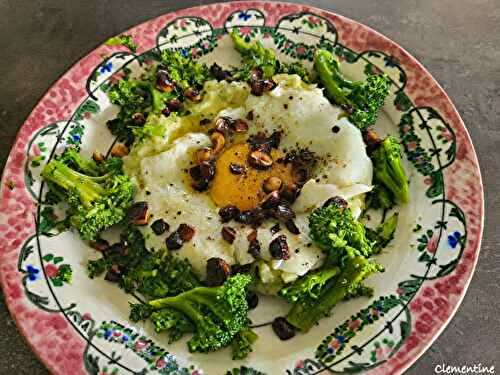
[210,143,294,210]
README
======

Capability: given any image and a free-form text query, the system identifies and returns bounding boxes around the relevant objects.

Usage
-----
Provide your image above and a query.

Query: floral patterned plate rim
[0,2,484,375]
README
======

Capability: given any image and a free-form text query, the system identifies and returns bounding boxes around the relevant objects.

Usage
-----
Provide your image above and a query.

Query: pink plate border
[0,2,484,374]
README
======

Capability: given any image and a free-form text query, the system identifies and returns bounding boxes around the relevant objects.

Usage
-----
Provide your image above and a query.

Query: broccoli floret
[105,34,137,52]
[129,303,154,322]
[279,266,340,303]
[280,61,312,83]
[366,213,399,254]
[160,49,211,91]
[344,283,374,300]
[308,201,375,264]
[230,30,312,83]
[148,274,253,354]
[231,30,278,79]
[282,199,385,331]
[286,255,383,331]
[122,251,200,298]
[314,49,390,130]
[371,136,410,204]
[106,50,211,145]
[88,228,200,297]
[41,153,134,240]
[231,327,258,360]
[151,308,195,343]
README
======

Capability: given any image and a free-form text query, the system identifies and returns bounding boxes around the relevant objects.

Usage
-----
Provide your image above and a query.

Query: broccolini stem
[314,50,349,105]
[230,29,250,55]
[149,286,218,310]
[150,296,205,326]
[286,256,373,331]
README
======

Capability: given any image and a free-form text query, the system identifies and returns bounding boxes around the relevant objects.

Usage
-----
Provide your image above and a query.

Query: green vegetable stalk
[286,256,383,331]
[281,199,386,331]
[279,266,340,303]
[313,49,390,130]
[371,136,410,204]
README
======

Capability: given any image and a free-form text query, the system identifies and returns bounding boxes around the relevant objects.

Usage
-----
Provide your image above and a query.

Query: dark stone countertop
[0,1,498,373]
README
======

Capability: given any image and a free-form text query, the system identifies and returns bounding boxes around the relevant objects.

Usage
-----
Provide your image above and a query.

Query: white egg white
[125,76,373,285]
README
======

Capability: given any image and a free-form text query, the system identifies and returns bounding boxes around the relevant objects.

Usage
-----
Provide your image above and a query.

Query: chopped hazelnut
[110,143,129,157]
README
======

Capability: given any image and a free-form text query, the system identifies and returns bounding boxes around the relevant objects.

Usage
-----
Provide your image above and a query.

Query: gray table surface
[0,0,498,374]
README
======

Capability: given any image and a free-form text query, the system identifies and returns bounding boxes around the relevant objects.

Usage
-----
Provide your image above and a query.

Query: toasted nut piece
[262,79,277,92]
[196,147,214,163]
[269,235,290,260]
[166,231,183,250]
[270,223,281,235]
[104,267,122,283]
[246,110,254,121]
[270,204,296,222]
[156,70,175,92]
[151,219,169,235]
[250,68,263,81]
[178,223,195,242]
[248,239,261,258]
[229,163,246,175]
[250,79,265,96]
[210,131,226,154]
[237,208,266,227]
[231,263,252,275]
[131,112,146,125]
[89,238,109,252]
[246,291,259,309]
[199,161,216,181]
[92,151,105,162]
[292,167,308,186]
[191,179,209,192]
[281,183,299,203]
[206,257,231,286]
[341,103,355,115]
[127,202,150,226]
[363,129,382,153]
[232,119,249,133]
[210,63,233,81]
[166,98,182,111]
[184,87,202,102]
[221,226,236,244]
[219,205,240,223]
[261,190,281,209]
[111,143,129,157]
[215,117,231,134]
[189,165,203,180]
[322,196,348,209]
[272,317,295,340]
[107,242,129,257]
[247,229,258,242]
[285,219,300,235]
[263,176,282,193]
[161,107,171,117]
[248,150,273,170]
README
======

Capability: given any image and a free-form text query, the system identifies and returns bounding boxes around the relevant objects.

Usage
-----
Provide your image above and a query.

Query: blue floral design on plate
[100,61,113,73]
[447,231,461,249]
[238,11,252,21]
[26,265,40,281]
